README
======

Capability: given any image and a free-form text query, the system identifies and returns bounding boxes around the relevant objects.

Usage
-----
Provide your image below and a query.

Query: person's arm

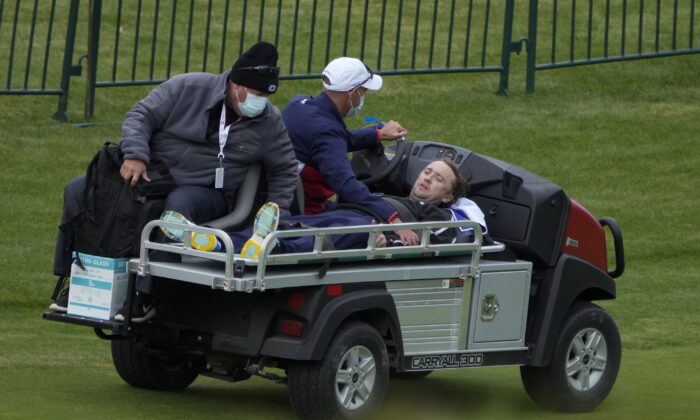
[390,216,420,245]
[262,111,299,213]
[312,131,397,221]
[120,160,151,186]
[119,76,181,183]
[347,126,380,152]
[348,120,409,152]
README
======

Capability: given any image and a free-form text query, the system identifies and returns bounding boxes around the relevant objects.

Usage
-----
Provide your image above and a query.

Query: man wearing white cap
[283,57,416,243]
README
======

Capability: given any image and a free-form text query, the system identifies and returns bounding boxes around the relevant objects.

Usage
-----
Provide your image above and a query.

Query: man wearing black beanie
[50,42,297,321]
[228,41,279,95]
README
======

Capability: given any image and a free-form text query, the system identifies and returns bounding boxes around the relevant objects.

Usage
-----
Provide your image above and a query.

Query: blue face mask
[237,88,268,118]
[346,91,365,117]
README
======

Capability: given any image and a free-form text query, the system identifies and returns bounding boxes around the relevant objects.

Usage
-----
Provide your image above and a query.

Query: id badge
[215,167,224,189]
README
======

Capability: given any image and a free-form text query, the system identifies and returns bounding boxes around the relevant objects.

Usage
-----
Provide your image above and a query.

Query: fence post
[85,0,102,120]
[526,0,539,93]
[497,0,517,96]
[53,0,81,122]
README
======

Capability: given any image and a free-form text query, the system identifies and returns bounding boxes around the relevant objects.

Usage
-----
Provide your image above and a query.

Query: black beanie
[229,42,280,94]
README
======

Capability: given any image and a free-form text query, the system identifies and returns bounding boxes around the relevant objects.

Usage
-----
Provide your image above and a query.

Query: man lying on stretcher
[161,160,487,258]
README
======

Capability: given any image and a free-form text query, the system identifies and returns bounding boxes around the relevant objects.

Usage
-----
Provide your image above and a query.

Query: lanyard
[218,102,232,165]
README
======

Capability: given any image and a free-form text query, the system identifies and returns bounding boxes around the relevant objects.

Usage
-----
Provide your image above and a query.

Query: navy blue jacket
[282,92,397,220]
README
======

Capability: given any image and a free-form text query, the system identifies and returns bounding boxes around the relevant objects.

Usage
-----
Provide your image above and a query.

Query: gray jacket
[119,71,297,210]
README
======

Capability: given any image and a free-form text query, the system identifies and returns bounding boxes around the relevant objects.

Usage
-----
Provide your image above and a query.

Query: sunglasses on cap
[352,63,374,90]
[237,65,280,77]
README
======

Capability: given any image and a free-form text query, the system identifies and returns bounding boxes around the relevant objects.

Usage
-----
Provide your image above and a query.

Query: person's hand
[120,159,151,186]
[378,120,408,141]
[390,216,419,246]
[370,220,387,248]
[374,232,387,248]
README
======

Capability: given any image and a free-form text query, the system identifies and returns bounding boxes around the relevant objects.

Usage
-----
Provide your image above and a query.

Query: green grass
[1,305,699,419]
[2,10,700,417]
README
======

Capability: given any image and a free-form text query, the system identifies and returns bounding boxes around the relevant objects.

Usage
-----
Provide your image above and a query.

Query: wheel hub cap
[335,345,376,410]
[565,327,608,391]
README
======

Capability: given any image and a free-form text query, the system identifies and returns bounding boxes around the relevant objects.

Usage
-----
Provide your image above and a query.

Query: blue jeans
[162,185,229,223]
[53,176,87,277]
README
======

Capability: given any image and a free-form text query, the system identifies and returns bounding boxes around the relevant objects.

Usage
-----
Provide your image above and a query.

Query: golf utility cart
[45,140,625,419]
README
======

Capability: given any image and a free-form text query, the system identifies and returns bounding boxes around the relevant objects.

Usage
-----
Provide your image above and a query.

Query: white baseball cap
[322,57,383,92]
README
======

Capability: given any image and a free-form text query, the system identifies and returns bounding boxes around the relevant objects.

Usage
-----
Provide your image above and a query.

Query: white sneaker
[191,231,222,252]
[160,210,192,242]
[160,210,222,252]
[240,202,280,260]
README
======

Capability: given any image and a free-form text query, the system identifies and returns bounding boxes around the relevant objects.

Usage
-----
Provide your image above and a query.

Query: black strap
[74,252,85,270]
[318,258,338,279]
[50,276,67,300]
[381,196,417,223]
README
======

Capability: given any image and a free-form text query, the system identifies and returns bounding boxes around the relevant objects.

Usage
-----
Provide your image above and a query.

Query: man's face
[348,86,367,109]
[225,81,270,116]
[409,161,456,205]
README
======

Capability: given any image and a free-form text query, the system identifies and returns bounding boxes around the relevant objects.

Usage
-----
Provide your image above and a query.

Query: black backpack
[70,142,176,259]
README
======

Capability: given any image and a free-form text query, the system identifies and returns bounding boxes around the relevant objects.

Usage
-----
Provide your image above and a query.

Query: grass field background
[1,8,700,417]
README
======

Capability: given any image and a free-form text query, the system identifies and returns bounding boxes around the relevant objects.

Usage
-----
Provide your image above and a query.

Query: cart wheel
[288,322,389,419]
[520,302,621,412]
[111,336,200,391]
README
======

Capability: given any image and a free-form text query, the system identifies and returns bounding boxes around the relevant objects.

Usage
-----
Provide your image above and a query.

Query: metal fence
[1,0,699,121]
[526,0,700,92]
[0,0,80,121]
[85,0,515,117]
[1,0,516,120]
[91,0,511,80]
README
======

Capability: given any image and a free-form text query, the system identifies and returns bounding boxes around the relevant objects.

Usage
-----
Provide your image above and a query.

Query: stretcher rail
[137,219,503,292]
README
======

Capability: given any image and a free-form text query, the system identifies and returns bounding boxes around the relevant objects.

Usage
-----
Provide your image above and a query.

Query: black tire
[288,322,389,419]
[390,369,432,380]
[111,336,200,391]
[520,302,621,412]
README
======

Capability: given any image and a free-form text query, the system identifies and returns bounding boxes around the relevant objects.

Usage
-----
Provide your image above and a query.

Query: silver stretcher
[133,219,506,293]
